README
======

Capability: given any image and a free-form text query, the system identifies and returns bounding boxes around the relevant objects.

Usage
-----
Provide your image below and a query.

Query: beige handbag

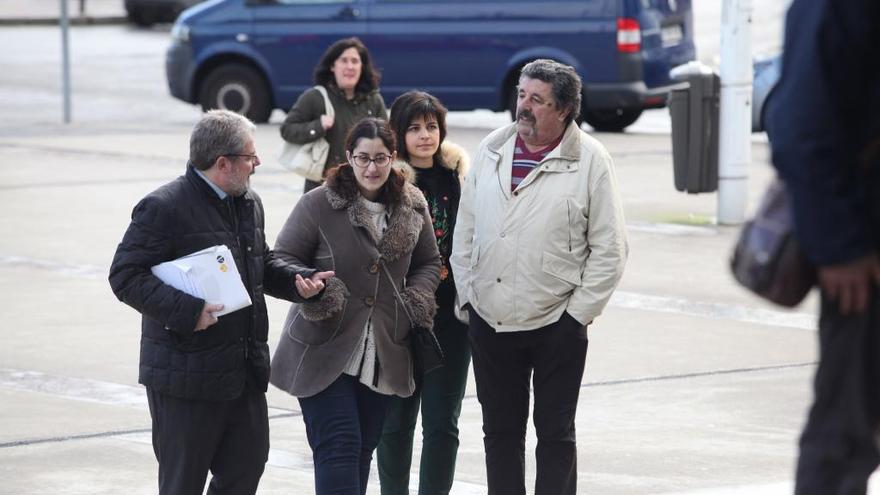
[278,86,334,182]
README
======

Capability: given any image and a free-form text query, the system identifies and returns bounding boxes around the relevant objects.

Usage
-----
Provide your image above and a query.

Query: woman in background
[280,37,387,193]
[378,90,472,495]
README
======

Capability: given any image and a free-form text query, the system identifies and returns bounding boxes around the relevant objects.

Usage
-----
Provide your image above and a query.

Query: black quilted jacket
[109,165,311,401]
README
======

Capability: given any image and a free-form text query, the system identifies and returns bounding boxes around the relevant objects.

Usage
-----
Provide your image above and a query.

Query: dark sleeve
[401,200,442,328]
[407,206,441,292]
[280,88,327,145]
[108,195,203,337]
[766,0,874,264]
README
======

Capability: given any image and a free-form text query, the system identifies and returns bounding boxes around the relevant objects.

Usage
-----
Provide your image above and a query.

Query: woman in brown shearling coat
[270,117,440,495]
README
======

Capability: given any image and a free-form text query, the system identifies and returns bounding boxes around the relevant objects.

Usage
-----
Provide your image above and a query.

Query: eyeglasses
[224,153,260,164]
[350,154,392,168]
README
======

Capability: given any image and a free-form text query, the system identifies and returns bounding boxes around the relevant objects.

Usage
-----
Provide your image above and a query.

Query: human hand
[194,303,224,332]
[296,271,335,299]
[818,254,880,315]
[320,114,334,130]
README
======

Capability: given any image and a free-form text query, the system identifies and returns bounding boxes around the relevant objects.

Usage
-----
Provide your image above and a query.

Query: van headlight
[171,23,190,43]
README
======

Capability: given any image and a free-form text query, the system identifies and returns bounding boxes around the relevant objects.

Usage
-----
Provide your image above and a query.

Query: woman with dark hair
[378,90,471,495]
[281,37,388,193]
[270,117,441,495]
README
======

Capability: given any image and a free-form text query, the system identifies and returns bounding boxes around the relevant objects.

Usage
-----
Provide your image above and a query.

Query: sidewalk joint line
[0,427,153,449]
[581,361,817,388]
[0,411,300,449]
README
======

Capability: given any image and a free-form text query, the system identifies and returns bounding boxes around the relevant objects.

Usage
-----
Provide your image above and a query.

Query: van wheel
[199,64,272,123]
[583,108,642,132]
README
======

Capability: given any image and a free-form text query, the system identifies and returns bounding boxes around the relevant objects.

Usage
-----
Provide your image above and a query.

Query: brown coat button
[365,296,375,306]
[369,264,379,274]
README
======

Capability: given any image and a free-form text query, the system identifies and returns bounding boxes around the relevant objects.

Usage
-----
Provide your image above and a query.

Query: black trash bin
[669,64,720,193]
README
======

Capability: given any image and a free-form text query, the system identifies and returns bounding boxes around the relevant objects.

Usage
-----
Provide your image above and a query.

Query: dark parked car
[125,0,205,27]
[166,0,696,132]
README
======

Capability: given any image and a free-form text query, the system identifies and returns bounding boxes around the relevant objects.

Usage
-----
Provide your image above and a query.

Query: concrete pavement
[2,116,865,493]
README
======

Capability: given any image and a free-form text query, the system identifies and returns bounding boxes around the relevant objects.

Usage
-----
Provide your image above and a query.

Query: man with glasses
[109,110,332,494]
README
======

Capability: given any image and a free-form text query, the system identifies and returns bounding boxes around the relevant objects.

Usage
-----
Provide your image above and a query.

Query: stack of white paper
[151,245,253,317]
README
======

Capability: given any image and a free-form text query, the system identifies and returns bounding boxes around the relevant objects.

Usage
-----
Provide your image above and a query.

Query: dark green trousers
[377,309,471,495]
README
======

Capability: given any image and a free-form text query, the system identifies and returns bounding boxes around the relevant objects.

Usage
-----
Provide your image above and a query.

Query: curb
[0,16,127,26]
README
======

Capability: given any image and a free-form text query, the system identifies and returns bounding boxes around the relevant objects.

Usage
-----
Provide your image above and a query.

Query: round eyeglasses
[350,154,392,168]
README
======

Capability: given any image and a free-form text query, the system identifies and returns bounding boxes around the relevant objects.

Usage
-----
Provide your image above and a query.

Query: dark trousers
[298,374,392,495]
[795,291,880,495]
[377,310,472,495]
[468,310,588,495]
[146,388,269,495]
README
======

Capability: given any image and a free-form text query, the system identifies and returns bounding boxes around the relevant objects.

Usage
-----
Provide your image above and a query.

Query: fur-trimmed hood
[394,140,471,184]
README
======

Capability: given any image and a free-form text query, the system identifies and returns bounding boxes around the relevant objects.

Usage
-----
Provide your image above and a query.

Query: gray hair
[189,110,256,171]
[520,59,582,125]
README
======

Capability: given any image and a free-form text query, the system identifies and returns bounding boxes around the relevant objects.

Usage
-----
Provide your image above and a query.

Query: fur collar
[325,182,427,263]
[393,140,471,185]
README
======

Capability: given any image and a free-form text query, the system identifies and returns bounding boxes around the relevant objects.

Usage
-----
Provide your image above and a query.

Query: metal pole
[60,0,72,123]
[717,0,753,224]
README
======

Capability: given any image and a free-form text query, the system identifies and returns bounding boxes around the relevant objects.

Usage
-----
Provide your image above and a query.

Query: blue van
[166,0,695,131]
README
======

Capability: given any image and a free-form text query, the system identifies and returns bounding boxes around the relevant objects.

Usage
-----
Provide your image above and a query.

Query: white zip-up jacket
[450,121,628,332]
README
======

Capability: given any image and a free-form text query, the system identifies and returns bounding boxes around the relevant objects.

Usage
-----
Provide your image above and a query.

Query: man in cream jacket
[450,59,628,495]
